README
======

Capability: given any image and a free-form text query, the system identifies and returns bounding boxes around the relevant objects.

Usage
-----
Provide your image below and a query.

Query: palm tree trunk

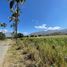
[15,21,18,44]
[15,3,19,44]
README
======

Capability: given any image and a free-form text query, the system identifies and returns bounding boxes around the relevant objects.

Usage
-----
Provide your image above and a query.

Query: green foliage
[0,23,7,28]
[14,33,24,38]
[0,32,6,40]
[30,35,35,37]
[30,35,38,37]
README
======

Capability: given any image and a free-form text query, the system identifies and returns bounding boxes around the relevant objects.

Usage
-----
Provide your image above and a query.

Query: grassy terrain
[3,36,67,67]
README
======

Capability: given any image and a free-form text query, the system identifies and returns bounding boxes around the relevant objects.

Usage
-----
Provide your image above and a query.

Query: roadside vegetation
[3,36,67,67]
[0,32,6,40]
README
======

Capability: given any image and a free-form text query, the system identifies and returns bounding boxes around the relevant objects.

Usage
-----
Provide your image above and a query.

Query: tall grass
[4,36,67,67]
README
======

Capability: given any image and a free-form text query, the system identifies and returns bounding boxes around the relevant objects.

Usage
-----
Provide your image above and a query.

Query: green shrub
[0,32,6,40]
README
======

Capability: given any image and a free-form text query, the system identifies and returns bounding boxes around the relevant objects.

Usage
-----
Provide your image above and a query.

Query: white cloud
[0,29,8,33]
[35,24,47,29]
[34,24,62,31]
[48,26,61,30]
[23,32,29,35]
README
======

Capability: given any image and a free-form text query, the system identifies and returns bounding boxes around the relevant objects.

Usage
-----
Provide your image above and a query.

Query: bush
[0,32,6,40]
[17,33,24,38]
[14,33,24,38]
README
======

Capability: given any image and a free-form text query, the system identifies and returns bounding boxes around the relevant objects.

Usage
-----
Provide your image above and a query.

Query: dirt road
[0,39,12,67]
[0,45,10,67]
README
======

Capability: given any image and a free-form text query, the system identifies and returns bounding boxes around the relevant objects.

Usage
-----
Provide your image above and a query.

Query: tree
[14,33,24,38]
[0,32,6,40]
[30,35,35,37]
[8,0,25,44]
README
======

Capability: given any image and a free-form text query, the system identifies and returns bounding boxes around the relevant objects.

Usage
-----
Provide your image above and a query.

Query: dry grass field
[3,36,67,67]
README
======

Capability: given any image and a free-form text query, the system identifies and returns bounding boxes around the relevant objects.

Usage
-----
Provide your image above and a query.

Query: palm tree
[8,0,25,44]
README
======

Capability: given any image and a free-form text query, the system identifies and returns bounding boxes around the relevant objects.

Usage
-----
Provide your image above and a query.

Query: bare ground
[0,39,12,67]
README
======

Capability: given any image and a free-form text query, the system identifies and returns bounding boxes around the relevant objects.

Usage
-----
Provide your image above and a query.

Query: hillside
[30,29,67,36]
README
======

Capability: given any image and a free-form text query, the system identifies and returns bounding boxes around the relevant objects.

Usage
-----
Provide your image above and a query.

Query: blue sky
[0,0,67,35]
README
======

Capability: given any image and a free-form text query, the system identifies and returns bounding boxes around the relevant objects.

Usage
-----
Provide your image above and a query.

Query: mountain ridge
[30,29,67,36]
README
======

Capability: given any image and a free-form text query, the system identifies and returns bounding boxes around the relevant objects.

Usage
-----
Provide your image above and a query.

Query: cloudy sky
[0,0,67,34]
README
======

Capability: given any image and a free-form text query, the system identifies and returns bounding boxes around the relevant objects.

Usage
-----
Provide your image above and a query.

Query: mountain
[30,29,67,36]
